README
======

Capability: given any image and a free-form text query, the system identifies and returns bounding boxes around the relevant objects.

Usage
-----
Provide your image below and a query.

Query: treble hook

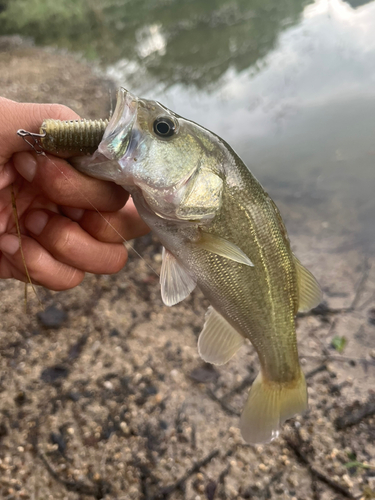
[17,129,46,154]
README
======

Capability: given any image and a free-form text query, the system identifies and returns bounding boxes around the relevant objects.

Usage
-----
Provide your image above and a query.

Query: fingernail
[0,234,20,255]
[25,211,49,235]
[13,152,37,182]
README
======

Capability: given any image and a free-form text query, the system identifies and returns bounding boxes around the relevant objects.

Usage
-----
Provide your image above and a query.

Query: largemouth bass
[73,89,322,444]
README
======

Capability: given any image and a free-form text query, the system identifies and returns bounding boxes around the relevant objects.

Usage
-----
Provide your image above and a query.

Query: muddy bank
[0,41,375,500]
[0,36,114,117]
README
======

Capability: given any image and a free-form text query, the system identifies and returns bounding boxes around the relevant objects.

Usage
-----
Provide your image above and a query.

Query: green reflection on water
[0,0,311,87]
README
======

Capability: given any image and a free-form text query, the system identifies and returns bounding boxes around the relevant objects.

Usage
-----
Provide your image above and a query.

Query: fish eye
[153,117,176,138]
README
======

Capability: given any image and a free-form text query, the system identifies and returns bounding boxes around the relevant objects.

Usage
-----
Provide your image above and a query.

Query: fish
[72,88,322,444]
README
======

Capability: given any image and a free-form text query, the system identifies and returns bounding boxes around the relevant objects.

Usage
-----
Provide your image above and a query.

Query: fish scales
[184,153,300,383]
[71,89,322,443]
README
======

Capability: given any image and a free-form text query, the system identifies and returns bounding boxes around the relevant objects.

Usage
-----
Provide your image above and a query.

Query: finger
[24,209,128,274]
[64,199,150,244]
[0,233,85,290]
[0,98,80,163]
[13,151,128,211]
[0,161,17,191]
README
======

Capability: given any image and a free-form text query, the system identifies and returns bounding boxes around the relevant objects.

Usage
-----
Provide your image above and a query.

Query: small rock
[50,431,66,454]
[368,308,375,326]
[0,422,8,438]
[92,340,101,352]
[120,422,130,435]
[342,474,353,488]
[68,392,80,402]
[189,364,219,384]
[37,305,67,329]
[205,480,217,500]
[14,391,27,406]
[159,419,168,430]
[40,365,69,383]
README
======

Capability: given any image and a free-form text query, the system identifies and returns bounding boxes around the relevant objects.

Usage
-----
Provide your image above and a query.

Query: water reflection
[1,0,312,88]
[130,0,375,249]
[106,0,314,88]
[346,0,373,7]
[1,0,374,248]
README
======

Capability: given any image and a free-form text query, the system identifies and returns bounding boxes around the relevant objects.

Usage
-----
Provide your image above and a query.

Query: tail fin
[240,371,307,444]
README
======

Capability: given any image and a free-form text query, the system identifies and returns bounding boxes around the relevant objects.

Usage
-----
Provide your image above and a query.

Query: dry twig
[39,449,110,498]
[335,394,375,430]
[151,449,220,499]
[206,387,240,417]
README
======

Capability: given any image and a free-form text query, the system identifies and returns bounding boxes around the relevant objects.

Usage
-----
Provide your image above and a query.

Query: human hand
[0,97,149,290]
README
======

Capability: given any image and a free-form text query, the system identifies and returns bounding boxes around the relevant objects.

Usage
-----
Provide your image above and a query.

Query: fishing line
[17,130,160,278]
[45,153,160,277]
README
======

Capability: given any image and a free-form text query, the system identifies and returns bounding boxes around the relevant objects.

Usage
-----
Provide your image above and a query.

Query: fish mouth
[98,88,139,161]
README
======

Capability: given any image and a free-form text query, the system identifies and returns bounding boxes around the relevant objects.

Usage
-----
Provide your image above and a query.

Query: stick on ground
[285,433,355,499]
[335,395,375,430]
[151,449,220,499]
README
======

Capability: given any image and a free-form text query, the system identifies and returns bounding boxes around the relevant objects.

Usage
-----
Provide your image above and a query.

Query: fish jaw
[99,88,139,163]
[70,88,140,185]
[74,87,229,223]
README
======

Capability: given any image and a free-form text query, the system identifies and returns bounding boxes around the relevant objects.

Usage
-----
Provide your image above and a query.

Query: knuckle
[45,170,66,193]
[51,224,77,257]
[54,265,84,290]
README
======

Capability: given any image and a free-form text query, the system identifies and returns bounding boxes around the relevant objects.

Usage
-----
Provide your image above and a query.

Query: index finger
[0,98,80,164]
[13,151,128,212]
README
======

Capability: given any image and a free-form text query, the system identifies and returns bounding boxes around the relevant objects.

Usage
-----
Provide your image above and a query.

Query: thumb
[0,97,80,164]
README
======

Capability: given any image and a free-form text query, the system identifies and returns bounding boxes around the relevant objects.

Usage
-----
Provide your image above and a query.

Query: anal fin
[198,306,245,365]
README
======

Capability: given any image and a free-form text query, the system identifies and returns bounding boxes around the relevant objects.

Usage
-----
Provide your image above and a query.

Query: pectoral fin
[198,306,245,365]
[196,232,254,267]
[293,255,322,313]
[160,248,196,306]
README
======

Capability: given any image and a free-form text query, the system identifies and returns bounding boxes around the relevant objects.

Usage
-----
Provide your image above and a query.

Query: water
[116,0,374,250]
[2,0,375,248]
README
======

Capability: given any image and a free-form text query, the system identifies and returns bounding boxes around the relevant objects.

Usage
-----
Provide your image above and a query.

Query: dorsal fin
[293,255,322,313]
